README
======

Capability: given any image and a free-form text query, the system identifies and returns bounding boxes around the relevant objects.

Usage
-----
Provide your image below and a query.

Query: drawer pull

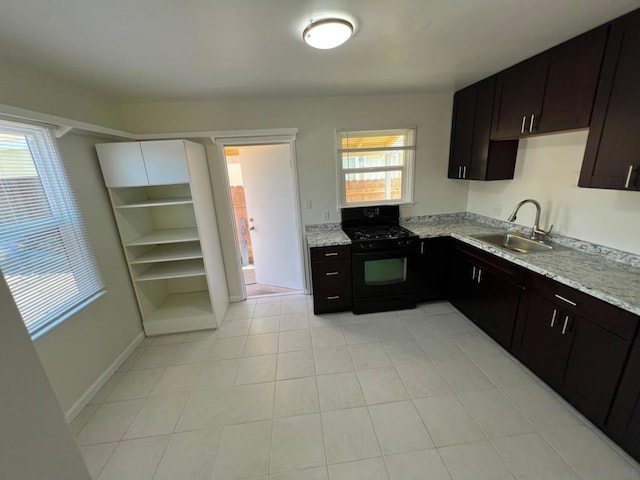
[529,114,535,133]
[326,295,341,300]
[324,252,339,257]
[325,272,340,276]
[521,115,527,134]
[477,269,482,284]
[625,165,634,189]
[554,294,577,307]
[462,166,467,178]
[472,266,476,281]
[551,308,557,327]
[562,315,570,335]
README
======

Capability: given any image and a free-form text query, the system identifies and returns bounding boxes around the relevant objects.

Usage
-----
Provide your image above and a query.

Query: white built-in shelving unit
[96,140,229,335]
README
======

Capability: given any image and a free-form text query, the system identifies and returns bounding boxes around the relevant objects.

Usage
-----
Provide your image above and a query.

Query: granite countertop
[305,213,640,317]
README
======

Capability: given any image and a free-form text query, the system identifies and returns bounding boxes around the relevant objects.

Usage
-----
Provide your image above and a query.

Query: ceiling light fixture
[303,18,354,49]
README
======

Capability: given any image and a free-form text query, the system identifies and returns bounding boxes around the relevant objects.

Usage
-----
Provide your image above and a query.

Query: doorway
[222,143,304,298]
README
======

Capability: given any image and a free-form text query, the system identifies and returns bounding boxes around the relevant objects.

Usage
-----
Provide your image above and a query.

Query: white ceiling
[1,0,639,102]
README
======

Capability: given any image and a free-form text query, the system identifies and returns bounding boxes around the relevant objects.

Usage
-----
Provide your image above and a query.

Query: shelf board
[115,197,193,208]
[127,227,200,246]
[134,259,205,281]
[129,243,203,264]
[146,291,213,323]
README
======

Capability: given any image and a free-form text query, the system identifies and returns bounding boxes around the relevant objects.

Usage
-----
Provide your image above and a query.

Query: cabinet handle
[477,269,482,284]
[625,165,634,189]
[521,116,527,134]
[551,308,557,327]
[420,242,424,254]
[472,266,476,281]
[562,315,570,335]
[529,114,535,133]
[325,272,339,276]
[458,166,462,178]
[462,166,467,178]
[324,252,339,257]
[326,295,340,300]
[554,294,577,307]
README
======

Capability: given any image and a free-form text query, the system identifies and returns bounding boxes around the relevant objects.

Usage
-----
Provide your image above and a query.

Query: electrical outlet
[491,203,502,217]
[305,200,313,209]
[323,210,330,220]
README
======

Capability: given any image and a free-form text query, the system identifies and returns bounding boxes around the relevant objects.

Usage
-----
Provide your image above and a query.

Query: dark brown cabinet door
[538,26,608,134]
[513,291,563,383]
[478,269,522,349]
[492,53,549,139]
[448,78,519,181]
[418,237,450,302]
[555,314,630,427]
[448,87,475,179]
[580,10,640,190]
[447,248,480,320]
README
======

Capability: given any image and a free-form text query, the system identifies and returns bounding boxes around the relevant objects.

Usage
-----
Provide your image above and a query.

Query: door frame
[212,134,308,301]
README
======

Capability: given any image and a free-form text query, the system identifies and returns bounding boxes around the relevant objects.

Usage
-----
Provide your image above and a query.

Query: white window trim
[0,119,105,339]
[336,128,416,208]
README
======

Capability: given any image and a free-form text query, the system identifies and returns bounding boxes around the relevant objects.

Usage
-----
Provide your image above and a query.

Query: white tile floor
[72,295,640,480]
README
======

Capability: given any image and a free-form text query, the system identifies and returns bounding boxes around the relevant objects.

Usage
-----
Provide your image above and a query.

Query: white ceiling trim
[0,103,298,141]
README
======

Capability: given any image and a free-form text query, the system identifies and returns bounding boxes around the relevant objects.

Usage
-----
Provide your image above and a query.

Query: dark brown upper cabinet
[448,77,519,181]
[491,26,608,140]
[579,10,640,191]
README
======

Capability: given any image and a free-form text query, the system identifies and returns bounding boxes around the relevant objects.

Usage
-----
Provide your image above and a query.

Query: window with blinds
[0,119,104,338]
[337,128,416,207]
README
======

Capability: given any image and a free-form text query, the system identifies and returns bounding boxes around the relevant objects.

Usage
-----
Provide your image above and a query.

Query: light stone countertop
[305,213,640,317]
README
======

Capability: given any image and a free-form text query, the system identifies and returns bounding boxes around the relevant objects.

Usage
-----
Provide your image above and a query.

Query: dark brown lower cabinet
[310,245,352,314]
[448,242,524,349]
[513,273,635,428]
[417,237,450,302]
[607,340,640,460]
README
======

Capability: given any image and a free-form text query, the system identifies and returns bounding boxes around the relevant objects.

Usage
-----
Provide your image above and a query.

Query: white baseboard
[229,295,245,302]
[65,331,145,422]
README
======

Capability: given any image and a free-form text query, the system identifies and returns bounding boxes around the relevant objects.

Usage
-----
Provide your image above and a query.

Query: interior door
[236,144,302,290]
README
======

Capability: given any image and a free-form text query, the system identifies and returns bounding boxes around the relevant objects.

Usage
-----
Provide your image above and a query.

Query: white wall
[121,93,469,298]
[0,273,92,480]
[467,130,640,255]
[33,132,143,414]
[0,58,123,129]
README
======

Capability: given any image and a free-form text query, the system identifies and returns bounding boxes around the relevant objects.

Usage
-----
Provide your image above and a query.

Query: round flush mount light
[303,18,354,49]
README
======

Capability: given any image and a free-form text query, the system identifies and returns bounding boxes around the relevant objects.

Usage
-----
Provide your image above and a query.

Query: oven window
[364,258,407,285]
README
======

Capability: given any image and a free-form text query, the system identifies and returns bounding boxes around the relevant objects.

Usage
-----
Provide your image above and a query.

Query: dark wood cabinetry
[310,245,352,314]
[448,242,524,348]
[492,53,549,139]
[492,26,608,140]
[513,272,636,427]
[607,339,640,461]
[579,10,640,191]
[417,237,450,302]
[448,78,519,181]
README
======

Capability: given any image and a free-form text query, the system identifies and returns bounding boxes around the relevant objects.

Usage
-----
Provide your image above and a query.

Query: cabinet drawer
[456,241,525,284]
[313,289,352,314]
[525,272,638,340]
[310,245,351,262]
[311,261,351,290]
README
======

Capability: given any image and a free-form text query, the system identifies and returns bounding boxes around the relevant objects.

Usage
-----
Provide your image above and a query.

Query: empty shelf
[115,197,193,208]
[127,228,200,246]
[134,259,205,281]
[129,243,203,263]
[146,291,213,323]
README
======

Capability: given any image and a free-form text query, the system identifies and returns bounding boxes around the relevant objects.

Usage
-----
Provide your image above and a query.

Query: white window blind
[337,128,416,207]
[0,119,104,338]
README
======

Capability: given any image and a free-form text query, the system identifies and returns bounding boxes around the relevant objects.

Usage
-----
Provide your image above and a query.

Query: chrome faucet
[507,199,553,241]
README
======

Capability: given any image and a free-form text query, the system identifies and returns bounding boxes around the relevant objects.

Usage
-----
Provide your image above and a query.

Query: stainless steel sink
[471,232,555,254]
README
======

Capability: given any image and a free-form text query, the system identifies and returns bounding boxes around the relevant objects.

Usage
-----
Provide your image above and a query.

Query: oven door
[352,249,419,299]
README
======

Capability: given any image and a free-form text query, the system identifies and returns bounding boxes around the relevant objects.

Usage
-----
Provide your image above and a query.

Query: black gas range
[341,205,419,314]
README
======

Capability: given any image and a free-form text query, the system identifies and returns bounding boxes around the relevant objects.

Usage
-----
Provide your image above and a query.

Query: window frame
[0,119,105,339]
[336,128,416,208]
